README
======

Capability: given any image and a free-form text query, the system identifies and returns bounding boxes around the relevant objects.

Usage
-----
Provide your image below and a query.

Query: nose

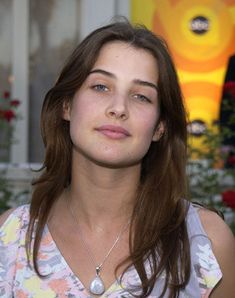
[105,95,129,120]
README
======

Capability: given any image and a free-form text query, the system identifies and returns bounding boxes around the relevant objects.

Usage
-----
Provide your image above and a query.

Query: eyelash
[92,84,109,92]
[133,94,151,103]
[91,84,152,103]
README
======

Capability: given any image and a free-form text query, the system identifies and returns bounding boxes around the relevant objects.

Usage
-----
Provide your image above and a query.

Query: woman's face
[63,41,163,168]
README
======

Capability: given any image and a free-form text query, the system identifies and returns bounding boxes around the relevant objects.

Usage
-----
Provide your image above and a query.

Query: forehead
[95,41,156,63]
[92,41,159,81]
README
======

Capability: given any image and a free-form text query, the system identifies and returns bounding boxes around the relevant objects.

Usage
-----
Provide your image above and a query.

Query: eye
[133,94,151,103]
[92,84,109,92]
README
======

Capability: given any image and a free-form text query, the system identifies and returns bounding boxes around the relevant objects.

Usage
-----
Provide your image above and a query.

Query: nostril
[107,109,128,120]
[109,111,116,117]
[120,113,127,120]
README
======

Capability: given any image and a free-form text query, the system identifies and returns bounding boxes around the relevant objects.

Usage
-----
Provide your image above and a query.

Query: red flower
[223,81,235,98]
[3,91,10,99]
[3,110,16,122]
[10,99,20,106]
[227,155,235,166]
[222,189,235,209]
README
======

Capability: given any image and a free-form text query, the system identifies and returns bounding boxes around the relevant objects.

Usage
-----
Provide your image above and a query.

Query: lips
[95,125,131,139]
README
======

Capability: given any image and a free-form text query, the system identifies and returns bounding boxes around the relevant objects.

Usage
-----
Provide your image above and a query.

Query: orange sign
[131,0,235,134]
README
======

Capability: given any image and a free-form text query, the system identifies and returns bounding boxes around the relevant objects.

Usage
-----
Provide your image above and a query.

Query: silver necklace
[68,201,130,296]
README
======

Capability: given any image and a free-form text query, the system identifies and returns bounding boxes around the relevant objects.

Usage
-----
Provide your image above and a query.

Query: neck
[65,156,140,229]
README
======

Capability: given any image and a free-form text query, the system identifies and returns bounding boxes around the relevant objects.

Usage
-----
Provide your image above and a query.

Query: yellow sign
[131,0,235,132]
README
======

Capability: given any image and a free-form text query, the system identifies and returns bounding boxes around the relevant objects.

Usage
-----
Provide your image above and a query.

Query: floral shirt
[0,204,222,297]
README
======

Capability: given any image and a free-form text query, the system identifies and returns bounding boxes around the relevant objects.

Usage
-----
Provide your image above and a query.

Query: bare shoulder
[198,208,235,297]
[198,208,235,245]
[0,208,16,228]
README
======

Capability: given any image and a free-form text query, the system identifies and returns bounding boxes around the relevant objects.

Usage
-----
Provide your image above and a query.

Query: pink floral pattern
[0,204,222,297]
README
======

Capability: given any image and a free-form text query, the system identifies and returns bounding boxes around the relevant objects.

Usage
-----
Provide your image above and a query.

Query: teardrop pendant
[89,275,105,295]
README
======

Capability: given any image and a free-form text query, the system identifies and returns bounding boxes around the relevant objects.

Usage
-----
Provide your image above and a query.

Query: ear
[152,121,164,142]
[62,100,71,121]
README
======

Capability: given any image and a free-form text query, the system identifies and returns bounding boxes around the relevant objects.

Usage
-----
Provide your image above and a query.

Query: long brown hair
[26,19,190,297]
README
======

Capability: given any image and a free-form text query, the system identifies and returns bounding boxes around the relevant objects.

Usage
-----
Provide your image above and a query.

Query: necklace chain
[68,200,130,273]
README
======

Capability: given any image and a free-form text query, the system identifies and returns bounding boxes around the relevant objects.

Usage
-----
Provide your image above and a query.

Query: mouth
[95,125,131,139]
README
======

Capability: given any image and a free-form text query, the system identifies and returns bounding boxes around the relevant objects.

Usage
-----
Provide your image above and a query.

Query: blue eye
[133,94,151,103]
[92,84,108,92]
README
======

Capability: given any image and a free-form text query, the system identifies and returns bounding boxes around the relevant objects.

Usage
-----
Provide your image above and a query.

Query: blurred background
[0,0,235,231]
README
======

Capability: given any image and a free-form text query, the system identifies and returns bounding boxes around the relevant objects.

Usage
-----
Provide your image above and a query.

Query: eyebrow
[133,79,158,92]
[89,69,158,92]
[89,69,115,78]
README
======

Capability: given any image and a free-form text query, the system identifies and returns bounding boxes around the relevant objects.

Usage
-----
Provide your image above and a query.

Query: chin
[100,160,140,169]
[74,146,144,169]
[86,153,141,169]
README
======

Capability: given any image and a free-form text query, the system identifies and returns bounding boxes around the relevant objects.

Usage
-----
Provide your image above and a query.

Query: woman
[0,20,234,298]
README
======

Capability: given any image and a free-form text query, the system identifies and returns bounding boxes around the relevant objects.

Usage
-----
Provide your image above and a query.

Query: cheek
[70,98,93,123]
[69,98,99,140]
[139,111,159,137]
[68,102,85,139]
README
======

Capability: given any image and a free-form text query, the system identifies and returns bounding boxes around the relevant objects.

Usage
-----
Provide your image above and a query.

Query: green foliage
[187,98,235,234]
